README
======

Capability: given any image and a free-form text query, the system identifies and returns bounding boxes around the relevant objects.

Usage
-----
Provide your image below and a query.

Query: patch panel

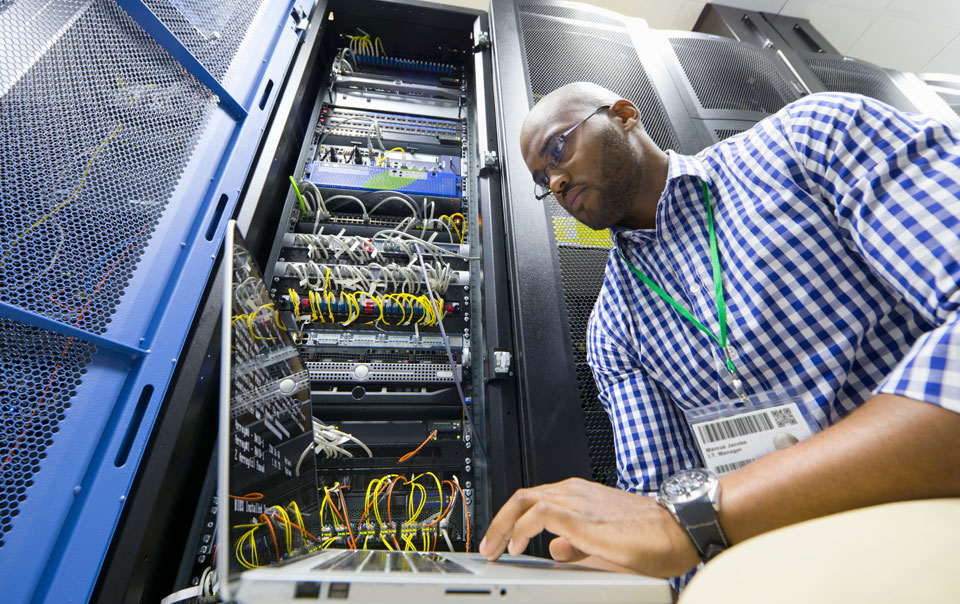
[308,143,462,175]
[323,107,461,136]
[352,53,458,74]
[313,106,464,155]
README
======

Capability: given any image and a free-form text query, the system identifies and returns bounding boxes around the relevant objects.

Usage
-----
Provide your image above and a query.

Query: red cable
[1,227,146,477]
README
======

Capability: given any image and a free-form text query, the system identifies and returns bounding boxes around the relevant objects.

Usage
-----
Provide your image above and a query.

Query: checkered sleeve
[779,92,960,412]
[587,262,701,494]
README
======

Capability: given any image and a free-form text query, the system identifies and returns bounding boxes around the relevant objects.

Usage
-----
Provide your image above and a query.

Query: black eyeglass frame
[533,104,611,201]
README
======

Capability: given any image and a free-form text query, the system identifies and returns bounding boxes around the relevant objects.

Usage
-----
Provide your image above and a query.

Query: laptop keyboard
[312,551,473,574]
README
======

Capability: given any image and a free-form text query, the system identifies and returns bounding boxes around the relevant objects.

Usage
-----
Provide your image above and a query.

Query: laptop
[219,221,671,603]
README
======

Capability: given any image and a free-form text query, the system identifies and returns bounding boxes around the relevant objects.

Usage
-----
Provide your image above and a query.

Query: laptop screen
[218,221,320,599]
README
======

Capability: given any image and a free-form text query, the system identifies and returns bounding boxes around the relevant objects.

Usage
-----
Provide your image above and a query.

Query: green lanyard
[615,180,746,401]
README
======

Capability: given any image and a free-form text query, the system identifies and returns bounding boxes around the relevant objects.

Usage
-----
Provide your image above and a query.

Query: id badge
[683,388,819,475]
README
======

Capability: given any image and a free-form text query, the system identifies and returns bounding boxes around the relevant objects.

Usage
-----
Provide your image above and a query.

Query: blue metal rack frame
[0,1,314,601]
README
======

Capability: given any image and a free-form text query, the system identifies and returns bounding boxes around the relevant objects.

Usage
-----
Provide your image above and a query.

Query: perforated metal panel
[715,128,746,140]
[519,3,621,27]
[519,5,681,152]
[669,36,798,114]
[555,244,616,486]
[0,0,216,550]
[0,320,95,548]
[142,0,266,86]
[0,0,305,598]
[517,3,649,486]
[305,362,461,383]
[800,53,917,113]
[0,0,217,333]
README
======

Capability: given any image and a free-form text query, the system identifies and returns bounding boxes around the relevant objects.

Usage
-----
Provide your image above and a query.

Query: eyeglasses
[533,104,611,201]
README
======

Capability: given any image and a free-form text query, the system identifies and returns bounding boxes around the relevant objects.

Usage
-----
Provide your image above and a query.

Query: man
[478,82,960,588]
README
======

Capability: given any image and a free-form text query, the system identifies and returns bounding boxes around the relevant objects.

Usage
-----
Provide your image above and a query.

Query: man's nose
[547,168,568,198]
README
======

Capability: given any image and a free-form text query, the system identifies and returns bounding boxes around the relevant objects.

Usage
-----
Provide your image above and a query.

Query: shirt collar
[610,150,711,245]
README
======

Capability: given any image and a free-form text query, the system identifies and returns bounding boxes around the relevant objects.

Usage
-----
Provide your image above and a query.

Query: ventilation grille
[0,0,217,547]
[142,0,266,86]
[715,128,747,141]
[518,8,681,152]
[520,3,622,27]
[669,36,798,114]
[946,100,960,118]
[801,53,918,113]
[0,0,217,333]
[517,4,646,486]
[555,244,616,486]
[305,362,461,383]
[0,320,96,548]
[939,94,960,118]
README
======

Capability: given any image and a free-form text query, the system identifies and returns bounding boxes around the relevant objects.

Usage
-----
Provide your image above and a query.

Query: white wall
[429,0,960,75]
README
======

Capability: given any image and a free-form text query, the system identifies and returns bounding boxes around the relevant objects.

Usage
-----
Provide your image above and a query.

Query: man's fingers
[506,499,582,557]
[549,536,587,562]
[480,479,595,560]
[480,487,538,559]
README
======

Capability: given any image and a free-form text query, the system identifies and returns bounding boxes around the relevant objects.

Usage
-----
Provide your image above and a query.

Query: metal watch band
[675,502,730,562]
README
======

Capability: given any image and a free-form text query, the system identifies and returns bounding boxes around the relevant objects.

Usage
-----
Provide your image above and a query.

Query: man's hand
[478,477,700,578]
[479,395,960,581]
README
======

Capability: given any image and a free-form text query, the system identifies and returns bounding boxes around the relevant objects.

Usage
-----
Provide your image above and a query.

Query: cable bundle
[284,258,454,297]
[232,500,319,570]
[295,419,373,476]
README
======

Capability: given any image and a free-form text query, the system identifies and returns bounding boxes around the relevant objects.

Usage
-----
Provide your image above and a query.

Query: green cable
[289,175,308,214]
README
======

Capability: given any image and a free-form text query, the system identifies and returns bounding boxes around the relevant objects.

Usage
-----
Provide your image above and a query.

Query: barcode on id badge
[695,412,775,444]
[715,458,756,474]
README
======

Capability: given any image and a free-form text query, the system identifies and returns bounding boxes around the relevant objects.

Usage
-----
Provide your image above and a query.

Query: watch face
[661,469,713,504]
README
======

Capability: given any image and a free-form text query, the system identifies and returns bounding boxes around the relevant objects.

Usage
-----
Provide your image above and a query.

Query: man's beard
[577,126,645,230]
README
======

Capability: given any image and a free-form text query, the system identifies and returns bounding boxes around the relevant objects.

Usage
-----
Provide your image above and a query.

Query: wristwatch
[656,468,730,562]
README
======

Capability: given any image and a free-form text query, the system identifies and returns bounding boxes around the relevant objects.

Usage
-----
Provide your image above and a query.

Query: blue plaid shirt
[587,92,960,497]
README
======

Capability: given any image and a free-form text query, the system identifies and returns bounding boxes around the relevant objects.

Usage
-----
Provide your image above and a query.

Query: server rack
[0,0,526,600]
[758,11,839,55]
[921,72,960,120]
[693,3,960,129]
[653,28,806,142]
[98,0,527,600]
[0,1,310,601]
[487,0,712,525]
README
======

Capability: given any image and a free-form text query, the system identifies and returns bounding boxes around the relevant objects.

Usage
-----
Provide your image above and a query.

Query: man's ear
[609,99,641,132]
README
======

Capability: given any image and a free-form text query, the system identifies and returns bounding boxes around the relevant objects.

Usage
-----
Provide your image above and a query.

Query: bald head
[520,82,626,153]
[517,81,667,231]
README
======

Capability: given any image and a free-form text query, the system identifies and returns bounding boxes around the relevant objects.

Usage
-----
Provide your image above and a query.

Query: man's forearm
[719,393,960,544]
[479,394,960,578]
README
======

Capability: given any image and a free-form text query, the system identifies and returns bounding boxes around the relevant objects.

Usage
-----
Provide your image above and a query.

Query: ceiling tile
[783,0,893,11]
[886,0,960,25]
[922,34,960,75]
[671,0,708,31]
[848,14,957,72]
